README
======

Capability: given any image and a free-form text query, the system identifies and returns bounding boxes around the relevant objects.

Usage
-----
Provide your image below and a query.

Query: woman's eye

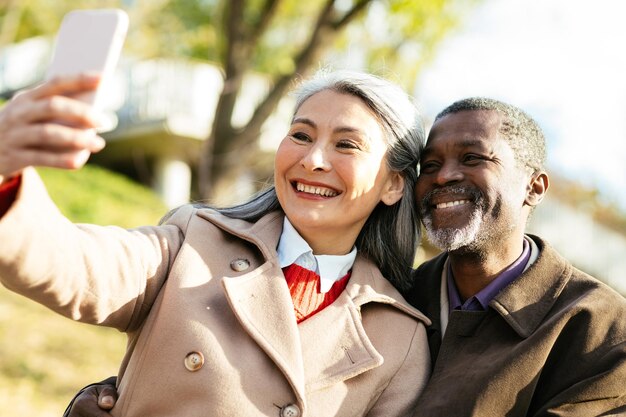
[337,140,360,150]
[291,132,311,142]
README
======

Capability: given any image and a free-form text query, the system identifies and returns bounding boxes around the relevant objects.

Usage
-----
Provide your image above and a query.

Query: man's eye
[419,161,439,173]
[464,154,484,163]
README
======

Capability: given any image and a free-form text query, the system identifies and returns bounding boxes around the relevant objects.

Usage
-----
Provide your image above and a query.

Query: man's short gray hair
[435,97,546,172]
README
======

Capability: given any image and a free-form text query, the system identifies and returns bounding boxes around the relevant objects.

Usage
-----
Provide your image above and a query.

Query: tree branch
[333,0,373,29]
[231,0,341,148]
[248,0,281,46]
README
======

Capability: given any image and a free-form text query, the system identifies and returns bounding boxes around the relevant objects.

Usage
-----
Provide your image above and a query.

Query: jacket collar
[195,208,284,261]
[196,208,429,322]
[195,209,430,396]
[490,234,572,338]
[413,235,572,343]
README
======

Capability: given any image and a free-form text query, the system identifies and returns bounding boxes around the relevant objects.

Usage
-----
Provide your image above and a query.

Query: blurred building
[0,37,291,209]
[528,195,626,295]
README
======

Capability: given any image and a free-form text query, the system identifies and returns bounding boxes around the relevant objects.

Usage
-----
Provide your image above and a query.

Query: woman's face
[274,89,404,255]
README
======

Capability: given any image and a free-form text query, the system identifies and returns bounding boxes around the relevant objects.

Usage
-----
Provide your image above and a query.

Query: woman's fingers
[5,123,105,151]
[6,94,103,129]
[16,73,101,102]
[0,124,104,177]
[0,147,94,174]
[0,74,107,178]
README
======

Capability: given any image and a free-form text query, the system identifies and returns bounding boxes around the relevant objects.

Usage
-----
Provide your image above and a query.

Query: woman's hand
[0,74,106,183]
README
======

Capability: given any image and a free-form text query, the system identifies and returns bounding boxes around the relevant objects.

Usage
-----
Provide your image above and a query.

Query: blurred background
[0,0,624,415]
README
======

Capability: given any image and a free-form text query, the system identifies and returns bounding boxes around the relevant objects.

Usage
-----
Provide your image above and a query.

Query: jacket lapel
[298,290,382,392]
[195,209,430,399]
[199,210,307,405]
[221,261,307,404]
[299,255,430,392]
[491,235,572,338]
[405,252,448,363]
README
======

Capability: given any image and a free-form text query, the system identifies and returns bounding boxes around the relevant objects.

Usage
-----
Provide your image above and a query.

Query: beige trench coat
[0,168,431,417]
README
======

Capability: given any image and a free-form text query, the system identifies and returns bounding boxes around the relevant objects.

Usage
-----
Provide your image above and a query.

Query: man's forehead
[427,109,502,143]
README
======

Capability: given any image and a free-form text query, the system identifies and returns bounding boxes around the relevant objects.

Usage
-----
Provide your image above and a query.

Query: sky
[414,0,626,210]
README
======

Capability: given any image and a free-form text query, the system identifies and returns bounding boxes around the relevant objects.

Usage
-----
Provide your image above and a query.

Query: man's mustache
[420,185,484,216]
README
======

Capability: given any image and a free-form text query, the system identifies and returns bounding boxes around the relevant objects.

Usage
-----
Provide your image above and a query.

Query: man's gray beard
[422,201,485,252]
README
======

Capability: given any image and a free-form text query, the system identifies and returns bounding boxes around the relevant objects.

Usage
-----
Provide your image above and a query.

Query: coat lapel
[298,291,383,392]
[221,261,306,404]
[491,235,572,338]
[405,252,448,363]
[195,209,429,400]
[299,255,430,392]
[199,210,307,405]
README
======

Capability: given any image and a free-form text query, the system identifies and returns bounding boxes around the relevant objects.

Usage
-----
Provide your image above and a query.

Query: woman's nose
[301,145,331,172]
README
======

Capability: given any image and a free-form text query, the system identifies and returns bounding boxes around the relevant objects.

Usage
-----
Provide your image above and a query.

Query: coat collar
[195,207,284,261]
[490,234,572,338]
[196,208,429,323]
[195,209,430,397]
[411,234,572,345]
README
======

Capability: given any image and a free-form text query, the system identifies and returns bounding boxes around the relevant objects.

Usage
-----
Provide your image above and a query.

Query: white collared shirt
[277,217,357,293]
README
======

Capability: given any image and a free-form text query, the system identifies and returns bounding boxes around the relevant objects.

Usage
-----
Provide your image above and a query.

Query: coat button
[230,258,250,272]
[184,351,204,372]
[279,404,301,417]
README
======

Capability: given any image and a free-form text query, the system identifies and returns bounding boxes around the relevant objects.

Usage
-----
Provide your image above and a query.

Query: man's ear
[525,171,549,207]
[381,172,405,206]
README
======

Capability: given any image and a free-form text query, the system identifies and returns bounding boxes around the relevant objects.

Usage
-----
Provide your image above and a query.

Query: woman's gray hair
[203,69,425,291]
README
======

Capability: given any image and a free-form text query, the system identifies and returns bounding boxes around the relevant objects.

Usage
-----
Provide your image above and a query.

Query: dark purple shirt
[447,238,531,312]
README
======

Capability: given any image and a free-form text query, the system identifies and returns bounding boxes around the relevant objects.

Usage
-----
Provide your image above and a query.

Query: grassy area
[0,165,168,417]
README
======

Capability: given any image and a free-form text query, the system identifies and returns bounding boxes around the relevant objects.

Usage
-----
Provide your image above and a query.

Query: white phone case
[46,9,128,108]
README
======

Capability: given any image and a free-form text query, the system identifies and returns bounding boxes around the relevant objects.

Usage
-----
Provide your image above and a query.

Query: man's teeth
[296,182,338,197]
[435,199,470,209]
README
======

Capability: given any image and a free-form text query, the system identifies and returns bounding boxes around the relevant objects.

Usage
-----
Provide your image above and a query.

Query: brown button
[184,351,204,372]
[230,258,250,272]
[279,404,301,417]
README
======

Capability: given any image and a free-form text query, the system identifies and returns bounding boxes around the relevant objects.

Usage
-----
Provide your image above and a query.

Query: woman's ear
[525,171,549,207]
[381,172,405,206]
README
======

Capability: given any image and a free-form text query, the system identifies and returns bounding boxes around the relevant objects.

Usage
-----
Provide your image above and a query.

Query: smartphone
[46,9,129,108]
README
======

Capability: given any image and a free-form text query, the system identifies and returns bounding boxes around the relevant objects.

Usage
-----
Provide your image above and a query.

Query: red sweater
[283,263,350,323]
[0,175,20,217]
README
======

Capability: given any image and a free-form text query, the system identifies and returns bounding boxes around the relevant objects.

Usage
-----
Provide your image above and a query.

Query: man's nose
[434,161,463,186]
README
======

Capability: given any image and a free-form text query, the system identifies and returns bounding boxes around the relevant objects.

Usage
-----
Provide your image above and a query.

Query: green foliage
[0,291,126,417]
[2,0,475,86]
[2,0,480,202]
[0,165,165,417]
[39,164,167,227]
[1,0,124,43]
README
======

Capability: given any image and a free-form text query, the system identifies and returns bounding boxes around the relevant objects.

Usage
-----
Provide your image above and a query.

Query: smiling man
[405,98,626,417]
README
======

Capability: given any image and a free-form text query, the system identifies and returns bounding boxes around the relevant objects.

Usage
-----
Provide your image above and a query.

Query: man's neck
[448,235,526,301]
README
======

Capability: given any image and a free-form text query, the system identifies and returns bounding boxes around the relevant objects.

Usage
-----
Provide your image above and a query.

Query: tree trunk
[199,0,374,202]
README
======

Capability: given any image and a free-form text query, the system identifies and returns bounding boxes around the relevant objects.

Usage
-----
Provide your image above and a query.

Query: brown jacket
[405,235,626,416]
[0,168,431,417]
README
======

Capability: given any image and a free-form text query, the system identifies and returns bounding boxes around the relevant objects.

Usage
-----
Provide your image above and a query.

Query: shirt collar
[447,238,531,312]
[277,217,356,293]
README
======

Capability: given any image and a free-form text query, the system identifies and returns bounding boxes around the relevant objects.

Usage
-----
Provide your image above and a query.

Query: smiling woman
[0,69,430,417]
[275,89,402,256]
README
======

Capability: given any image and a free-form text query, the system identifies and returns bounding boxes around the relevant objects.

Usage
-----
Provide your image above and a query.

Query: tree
[1,0,476,202]
[192,0,472,201]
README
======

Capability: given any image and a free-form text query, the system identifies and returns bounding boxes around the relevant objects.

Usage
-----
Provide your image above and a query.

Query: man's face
[416,109,530,252]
